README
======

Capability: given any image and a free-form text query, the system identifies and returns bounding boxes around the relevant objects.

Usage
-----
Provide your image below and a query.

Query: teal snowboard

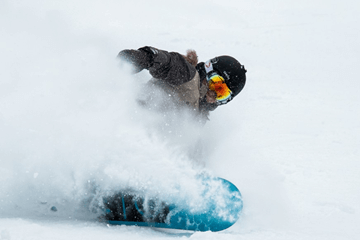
[102,177,243,232]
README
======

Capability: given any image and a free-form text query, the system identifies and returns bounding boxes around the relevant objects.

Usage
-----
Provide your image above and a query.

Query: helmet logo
[204,60,214,74]
[223,71,230,80]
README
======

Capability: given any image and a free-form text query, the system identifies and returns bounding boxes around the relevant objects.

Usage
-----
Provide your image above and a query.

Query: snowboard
[102,177,243,232]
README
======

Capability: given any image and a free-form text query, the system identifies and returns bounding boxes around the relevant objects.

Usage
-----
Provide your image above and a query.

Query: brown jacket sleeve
[141,47,197,86]
[118,46,197,86]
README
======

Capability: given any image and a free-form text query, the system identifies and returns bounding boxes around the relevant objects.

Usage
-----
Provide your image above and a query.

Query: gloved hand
[117,48,153,73]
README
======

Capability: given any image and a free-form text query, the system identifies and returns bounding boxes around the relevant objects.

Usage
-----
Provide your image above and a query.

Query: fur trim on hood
[182,49,198,67]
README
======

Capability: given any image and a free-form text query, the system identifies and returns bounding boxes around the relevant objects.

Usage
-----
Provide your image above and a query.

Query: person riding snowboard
[118,46,247,121]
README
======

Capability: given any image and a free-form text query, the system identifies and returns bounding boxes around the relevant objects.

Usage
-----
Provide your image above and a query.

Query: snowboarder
[118,46,246,120]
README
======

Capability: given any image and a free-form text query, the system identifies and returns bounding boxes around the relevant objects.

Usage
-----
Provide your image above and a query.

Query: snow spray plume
[0,44,209,221]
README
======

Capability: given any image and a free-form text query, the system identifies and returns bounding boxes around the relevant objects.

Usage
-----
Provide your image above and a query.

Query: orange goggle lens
[207,74,232,102]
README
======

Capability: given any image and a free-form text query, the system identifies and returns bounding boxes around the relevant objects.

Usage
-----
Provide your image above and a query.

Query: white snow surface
[1,0,360,239]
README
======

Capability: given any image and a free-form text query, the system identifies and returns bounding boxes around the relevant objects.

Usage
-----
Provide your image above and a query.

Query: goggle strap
[217,94,233,106]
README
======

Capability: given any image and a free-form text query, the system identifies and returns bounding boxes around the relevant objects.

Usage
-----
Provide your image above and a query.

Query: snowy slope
[1,0,360,239]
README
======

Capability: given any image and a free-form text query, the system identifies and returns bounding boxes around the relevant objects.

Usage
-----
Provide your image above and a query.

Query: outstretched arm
[118,46,196,86]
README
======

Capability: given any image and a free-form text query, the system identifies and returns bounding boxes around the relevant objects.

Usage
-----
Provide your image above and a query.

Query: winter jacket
[118,46,217,118]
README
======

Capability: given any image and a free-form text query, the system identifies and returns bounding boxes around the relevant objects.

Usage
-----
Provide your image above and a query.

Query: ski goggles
[206,73,232,105]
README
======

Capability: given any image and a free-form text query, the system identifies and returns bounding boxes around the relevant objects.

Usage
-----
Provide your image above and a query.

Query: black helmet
[204,56,247,104]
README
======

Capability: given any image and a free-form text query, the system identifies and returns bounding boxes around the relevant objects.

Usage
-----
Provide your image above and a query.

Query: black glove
[117,48,154,73]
